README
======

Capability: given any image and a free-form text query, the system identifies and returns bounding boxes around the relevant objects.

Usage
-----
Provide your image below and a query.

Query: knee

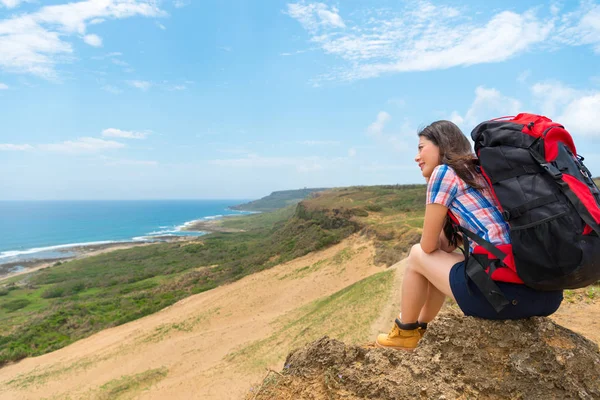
[408,243,423,266]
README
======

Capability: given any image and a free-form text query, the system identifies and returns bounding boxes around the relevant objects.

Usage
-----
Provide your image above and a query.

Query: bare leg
[418,283,446,323]
[399,261,429,324]
[400,244,463,324]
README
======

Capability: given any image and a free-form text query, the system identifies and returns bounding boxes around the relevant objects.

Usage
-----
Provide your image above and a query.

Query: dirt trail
[0,234,387,400]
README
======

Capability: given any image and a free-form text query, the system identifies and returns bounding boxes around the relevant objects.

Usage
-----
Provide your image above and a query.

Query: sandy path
[0,234,384,400]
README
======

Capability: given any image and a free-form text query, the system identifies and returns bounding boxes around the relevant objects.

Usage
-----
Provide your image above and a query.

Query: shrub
[1,299,31,312]
[41,282,85,299]
[365,204,383,212]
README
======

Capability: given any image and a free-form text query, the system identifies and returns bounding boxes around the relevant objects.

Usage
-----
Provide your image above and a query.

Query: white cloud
[517,69,531,83]
[286,2,345,33]
[531,81,578,117]
[553,2,600,53]
[366,111,413,151]
[449,111,464,126]
[128,80,151,90]
[39,137,125,153]
[209,154,334,172]
[367,111,391,138]
[173,0,190,8]
[287,2,600,83]
[0,143,33,151]
[0,0,28,9]
[92,51,122,60]
[560,94,600,136]
[348,148,356,157]
[0,1,165,79]
[112,59,129,67]
[532,81,600,137]
[83,33,102,47]
[0,83,8,89]
[451,86,522,129]
[156,22,166,30]
[102,128,149,139]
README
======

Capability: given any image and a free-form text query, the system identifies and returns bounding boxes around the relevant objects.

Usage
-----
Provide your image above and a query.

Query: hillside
[0,185,425,366]
[0,234,402,399]
[230,188,329,212]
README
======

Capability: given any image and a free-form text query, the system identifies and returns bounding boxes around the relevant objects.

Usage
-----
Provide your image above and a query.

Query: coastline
[0,236,200,283]
[0,211,254,283]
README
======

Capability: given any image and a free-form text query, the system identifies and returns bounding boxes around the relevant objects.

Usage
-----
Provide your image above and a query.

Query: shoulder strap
[455,226,510,313]
[529,148,600,237]
[457,226,508,261]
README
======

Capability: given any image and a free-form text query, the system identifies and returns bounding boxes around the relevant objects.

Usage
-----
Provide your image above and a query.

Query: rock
[247,312,600,399]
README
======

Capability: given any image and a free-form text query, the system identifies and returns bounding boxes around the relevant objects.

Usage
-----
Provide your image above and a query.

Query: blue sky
[1,0,599,200]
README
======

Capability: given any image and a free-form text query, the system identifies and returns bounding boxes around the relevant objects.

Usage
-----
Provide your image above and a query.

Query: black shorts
[449,261,564,320]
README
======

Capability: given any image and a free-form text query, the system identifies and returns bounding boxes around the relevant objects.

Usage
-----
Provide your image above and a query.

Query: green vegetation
[0,184,426,367]
[98,367,168,399]
[230,188,329,212]
[226,269,395,372]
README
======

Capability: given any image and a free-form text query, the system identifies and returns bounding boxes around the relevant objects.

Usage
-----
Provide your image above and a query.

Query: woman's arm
[420,203,449,254]
[438,230,457,253]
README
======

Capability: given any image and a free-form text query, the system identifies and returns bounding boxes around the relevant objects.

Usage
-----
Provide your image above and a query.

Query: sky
[0,0,599,200]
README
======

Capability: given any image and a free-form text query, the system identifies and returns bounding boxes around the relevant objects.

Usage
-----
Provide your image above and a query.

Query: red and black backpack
[455,113,600,312]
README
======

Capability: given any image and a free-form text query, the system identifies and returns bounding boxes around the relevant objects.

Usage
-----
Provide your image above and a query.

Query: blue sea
[0,200,252,266]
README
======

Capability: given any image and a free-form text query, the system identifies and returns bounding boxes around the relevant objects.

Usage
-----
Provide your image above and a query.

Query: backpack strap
[501,194,559,220]
[456,226,510,313]
[528,148,600,237]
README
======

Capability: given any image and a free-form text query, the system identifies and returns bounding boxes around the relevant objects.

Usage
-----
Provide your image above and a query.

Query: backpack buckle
[540,162,563,179]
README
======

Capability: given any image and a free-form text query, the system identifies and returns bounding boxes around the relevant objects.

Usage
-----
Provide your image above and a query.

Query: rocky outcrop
[248,311,600,399]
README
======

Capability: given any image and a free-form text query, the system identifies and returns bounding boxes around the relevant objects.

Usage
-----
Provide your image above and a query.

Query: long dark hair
[418,120,482,247]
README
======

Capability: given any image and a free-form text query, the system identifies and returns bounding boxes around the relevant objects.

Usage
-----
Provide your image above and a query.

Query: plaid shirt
[426,164,510,253]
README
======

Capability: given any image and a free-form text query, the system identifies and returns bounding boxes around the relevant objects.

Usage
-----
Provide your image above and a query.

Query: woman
[376,120,563,351]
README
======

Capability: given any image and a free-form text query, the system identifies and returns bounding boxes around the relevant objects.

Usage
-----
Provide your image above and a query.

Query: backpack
[455,113,600,312]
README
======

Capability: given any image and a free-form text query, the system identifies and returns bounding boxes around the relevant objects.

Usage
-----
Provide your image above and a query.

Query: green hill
[230,188,329,212]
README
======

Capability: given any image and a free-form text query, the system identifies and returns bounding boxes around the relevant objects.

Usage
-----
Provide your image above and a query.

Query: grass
[562,284,600,304]
[225,269,395,372]
[221,205,297,231]
[6,355,107,389]
[140,307,221,343]
[98,367,168,399]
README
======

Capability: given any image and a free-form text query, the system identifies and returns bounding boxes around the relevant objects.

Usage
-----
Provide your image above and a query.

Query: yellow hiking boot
[376,318,422,350]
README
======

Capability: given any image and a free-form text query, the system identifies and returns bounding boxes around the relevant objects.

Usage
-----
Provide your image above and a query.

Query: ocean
[0,200,252,266]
